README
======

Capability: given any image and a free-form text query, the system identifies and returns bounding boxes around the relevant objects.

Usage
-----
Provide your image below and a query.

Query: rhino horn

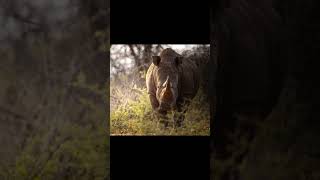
[164,88,172,100]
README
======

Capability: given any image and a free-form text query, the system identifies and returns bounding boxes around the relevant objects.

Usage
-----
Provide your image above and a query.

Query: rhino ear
[175,56,182,66]
[152,56,161,66]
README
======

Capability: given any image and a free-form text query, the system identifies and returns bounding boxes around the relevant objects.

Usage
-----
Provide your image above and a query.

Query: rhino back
[178,58,199,99]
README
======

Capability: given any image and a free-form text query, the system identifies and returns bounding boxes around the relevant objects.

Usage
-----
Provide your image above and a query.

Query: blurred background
[0,0,109,179]
[111,45,205,83]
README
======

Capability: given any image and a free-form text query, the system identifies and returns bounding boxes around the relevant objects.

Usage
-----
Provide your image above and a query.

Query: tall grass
[110,75,210,136]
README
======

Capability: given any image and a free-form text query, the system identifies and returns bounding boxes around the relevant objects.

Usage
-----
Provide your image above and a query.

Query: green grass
[110,81,210,136]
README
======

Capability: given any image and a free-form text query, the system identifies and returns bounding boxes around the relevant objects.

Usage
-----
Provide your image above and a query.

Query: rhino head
[152,49,183,114]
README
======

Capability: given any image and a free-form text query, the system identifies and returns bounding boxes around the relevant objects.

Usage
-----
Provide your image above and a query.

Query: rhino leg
[148,94,159,110]
[174,99,189,127]
[159,116,169,128]
[149,94,169,127]
[173,112,184,127]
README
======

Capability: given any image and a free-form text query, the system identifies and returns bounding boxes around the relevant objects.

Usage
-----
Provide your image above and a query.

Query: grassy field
[110,77,210,136]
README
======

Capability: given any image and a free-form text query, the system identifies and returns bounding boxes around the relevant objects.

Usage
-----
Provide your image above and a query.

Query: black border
[111,0,210,44]
[110,0,211,179]
[110,136,210,180]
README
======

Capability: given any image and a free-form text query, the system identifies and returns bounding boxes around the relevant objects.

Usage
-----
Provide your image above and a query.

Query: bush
[110,80,210,136]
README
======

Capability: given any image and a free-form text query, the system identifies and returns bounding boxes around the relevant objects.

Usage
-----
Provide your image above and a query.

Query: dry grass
[110,75,210,136]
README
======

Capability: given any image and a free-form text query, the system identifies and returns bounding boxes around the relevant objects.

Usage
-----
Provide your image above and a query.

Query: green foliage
[111,81,210,136]
[0,2,109,179]
[11,76,108,179]
[13,121,108,180]
[1,46,109,179]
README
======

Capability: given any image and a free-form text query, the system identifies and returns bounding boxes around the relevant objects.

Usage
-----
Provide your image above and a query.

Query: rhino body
[146,48,199,125]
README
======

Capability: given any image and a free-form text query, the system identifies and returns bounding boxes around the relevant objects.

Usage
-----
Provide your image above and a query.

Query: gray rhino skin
[146,48,199,115]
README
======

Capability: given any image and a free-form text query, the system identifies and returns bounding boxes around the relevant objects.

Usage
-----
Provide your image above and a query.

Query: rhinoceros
[146,48,200,126]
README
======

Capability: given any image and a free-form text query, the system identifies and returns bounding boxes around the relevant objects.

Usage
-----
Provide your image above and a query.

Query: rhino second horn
[166,76,171,88]
[165,76,169,85]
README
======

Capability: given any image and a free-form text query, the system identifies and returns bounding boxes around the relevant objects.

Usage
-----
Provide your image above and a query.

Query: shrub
[110,82,210,136]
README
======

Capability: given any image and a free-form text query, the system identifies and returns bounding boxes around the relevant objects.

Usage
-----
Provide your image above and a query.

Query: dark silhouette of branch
[128,45,140,62]
[11,12,42,27]
[0,105,27,120]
